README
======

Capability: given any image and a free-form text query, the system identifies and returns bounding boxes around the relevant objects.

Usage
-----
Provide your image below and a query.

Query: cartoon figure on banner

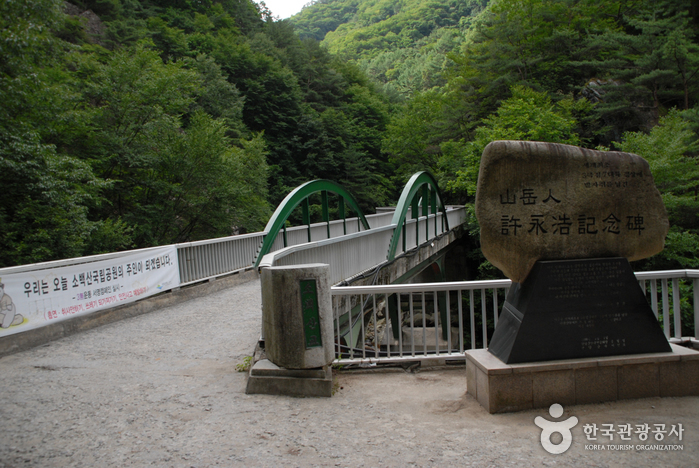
[0,279,24,328]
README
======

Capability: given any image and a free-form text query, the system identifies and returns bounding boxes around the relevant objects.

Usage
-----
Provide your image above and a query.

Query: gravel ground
[1,278,698,467]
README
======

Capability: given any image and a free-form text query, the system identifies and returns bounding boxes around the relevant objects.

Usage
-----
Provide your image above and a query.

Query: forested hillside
[3,0,699,275]
[292,0,488,96]
[293,0,699,272]
[0,0,392,267]
[398,0,699,274]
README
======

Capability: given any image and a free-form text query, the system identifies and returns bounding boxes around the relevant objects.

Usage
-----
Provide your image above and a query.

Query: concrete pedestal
[260,264,334,370]
[245,359,333,397]
[247,264,335,397]
[466,344,699,413]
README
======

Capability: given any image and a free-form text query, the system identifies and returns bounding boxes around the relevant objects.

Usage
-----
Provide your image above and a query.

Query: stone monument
[465,141,699,413]
[246,264,335,397]
[475,141,671,363]
[475,140,668,284]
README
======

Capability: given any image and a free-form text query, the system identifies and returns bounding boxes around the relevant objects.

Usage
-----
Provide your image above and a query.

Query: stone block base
[245,359,333,397]
[466,344,699,413]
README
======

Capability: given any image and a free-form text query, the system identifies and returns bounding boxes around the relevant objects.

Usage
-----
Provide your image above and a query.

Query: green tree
[80,47,200,227]
[616,108,699,270]
[447,0,621,132]
[382,90,449,180]
[0,0,109,266]
[291,0,361,41]
[185,54,246,137]
[77,45,271,245]
[662,14,699,110]
[317,0,482,61]
[293,0,487,97]
[448,86,582,197]
[134,111,270,244]
[580,0,699,139]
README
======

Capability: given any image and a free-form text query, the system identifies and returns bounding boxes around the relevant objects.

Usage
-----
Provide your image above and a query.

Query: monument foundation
[466,343,699,413]
[246,264,334,397]
[470,141,690,413]
[488,257,671,364]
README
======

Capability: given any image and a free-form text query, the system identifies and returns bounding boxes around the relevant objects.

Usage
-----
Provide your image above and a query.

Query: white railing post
[662,279,670,339]
[695,278,699,342]
[672,278,681,339]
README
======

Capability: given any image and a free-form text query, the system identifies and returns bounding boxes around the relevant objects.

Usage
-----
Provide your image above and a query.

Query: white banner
[0,246,180,337]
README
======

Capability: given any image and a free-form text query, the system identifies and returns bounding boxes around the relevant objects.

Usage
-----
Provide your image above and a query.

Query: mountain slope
[291,0,489,96]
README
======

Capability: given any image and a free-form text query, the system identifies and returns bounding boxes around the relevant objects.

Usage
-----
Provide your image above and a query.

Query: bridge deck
[1,280,697,466]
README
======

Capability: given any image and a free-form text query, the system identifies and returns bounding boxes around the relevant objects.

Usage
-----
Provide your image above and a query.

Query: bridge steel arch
[387,171,450,261]
[253,180,371,267]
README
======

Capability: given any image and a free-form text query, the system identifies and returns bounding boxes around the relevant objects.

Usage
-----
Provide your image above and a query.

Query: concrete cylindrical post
[261,264,334,369]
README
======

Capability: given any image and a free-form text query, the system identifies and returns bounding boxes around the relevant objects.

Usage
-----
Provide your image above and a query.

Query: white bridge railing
[0,205,467,343]
[177,210,396,285]
[0,206,465,289]
[330,270,699,365]
[259,207,466,285]
[0,211,399,284]
[0,206,467,339]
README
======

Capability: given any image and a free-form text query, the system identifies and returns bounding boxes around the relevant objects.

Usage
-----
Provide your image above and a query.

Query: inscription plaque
[476,141,669,283]
[300,279,322,349]
[488,257,671,363]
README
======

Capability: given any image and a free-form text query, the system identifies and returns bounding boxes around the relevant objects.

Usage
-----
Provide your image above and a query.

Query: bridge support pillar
[247,264,334,397]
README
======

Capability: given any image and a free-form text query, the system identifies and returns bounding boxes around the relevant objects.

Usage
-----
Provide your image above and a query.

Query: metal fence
[259,208,466,285]
[176,232,265,285]
[0,211,400,286]
[635,270,699,341]
[263,211,395,253]
[330,269,699,365]
[0,207,465,291]
[178,211,399,285]
[0,205,466,342]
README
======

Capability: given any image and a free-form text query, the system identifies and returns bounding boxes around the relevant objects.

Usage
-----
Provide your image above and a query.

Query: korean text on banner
[0,246,180,337]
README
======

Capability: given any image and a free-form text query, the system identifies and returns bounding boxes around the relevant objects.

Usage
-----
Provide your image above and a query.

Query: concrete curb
[0,268,259,358]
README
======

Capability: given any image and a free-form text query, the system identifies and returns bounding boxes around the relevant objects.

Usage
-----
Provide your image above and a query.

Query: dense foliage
[372,0,699,273]
[0,0,391,267]
[293,0,488,96]
[3,0,699,274]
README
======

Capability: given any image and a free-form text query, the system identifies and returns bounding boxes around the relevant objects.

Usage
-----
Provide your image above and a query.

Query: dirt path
[1,279,697,467]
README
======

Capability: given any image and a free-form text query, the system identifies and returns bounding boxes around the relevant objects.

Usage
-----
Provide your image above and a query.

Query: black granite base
[488,257,671,364]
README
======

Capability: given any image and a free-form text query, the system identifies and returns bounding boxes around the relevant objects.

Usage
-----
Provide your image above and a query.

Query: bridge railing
[260,225,395,286]
[178,211,396,285]
[0,204,452,287]
[635,270,699,342]
[330,270,699,365]
[0,206,451,340]
[259,207,466,285]
[0,211,396,285]
[176,232,265,285]
[261,211,395,258]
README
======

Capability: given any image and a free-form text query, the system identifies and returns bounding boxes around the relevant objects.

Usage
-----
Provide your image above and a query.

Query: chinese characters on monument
[475,141,671,363]
[475,141,668,284]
